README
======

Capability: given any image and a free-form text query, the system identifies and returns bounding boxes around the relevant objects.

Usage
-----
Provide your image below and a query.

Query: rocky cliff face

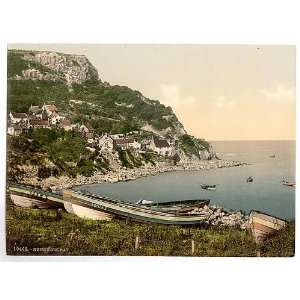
[9,50,98,84]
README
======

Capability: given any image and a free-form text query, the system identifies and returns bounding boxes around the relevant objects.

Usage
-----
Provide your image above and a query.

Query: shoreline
[21,159,248,191]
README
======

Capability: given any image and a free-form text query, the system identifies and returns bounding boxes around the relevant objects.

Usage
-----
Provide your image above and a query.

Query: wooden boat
[136,199,154,205]
[9,184,64,209]
[68,203,113,221]
[249,210,287,244]
[200,184,216,191]
[63,190,208,225]
[282,180,295,187]
[10,193,53,209]
[246,176,253,183]
[145,199,210,215]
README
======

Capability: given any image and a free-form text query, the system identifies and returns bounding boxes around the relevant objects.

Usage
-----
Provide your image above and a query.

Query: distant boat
[282,180,296,187]
[269,155,276,158]
[136,199,155,205]
[249,210,287,244]
[200,184,216,191]
[246,176,254,183]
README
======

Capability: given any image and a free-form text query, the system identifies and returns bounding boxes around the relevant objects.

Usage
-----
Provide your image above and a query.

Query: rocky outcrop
[10,50,99,84]
[188,205,249,229]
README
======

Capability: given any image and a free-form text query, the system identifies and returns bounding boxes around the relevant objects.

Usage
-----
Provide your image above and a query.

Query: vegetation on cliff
[7,49,186,137]
[7,128,111,181]
[179,134,211,158]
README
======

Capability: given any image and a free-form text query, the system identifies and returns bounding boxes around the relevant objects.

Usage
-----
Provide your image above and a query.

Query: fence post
[135,236,140,250]
[191,239,195,255]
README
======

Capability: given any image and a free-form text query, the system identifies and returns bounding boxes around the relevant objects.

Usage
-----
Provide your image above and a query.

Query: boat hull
[249,210,287,244]
[9,185,64,209]
[63,190,207,225]
[10,193,54,209]
[68,203,113,221]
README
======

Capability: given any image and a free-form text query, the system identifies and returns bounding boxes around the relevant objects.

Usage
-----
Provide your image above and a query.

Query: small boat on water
[269,155,276,158]
[246,176,253,183]
[282,180,296,187]
[136,199,154,205]
[249,210,287,244]
[200,184,216,191]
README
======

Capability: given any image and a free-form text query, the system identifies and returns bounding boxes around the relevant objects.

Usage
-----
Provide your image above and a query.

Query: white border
[0,0,299,299]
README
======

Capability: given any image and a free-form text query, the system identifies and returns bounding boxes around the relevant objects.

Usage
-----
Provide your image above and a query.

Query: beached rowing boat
[249,210,287,244]
[63,190,208,225]
[66,203,113,221]
[8,184,208,225]
[8,184,64,209]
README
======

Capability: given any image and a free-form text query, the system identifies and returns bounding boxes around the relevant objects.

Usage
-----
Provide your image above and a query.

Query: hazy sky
[9,44,295,141]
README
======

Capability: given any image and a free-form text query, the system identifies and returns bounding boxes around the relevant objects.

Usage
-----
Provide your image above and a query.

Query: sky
[9,44,296,141]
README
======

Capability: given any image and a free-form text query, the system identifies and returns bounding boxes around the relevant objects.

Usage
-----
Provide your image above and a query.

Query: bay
[76,140,295,220]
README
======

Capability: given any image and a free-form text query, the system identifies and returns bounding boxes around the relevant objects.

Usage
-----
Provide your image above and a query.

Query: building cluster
[8,103,177,157]
[8,103,72,136]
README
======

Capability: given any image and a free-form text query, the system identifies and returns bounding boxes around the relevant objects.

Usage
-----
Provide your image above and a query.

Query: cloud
[215,96,234,109]
[262,84,295,102]
[159,84,196,109]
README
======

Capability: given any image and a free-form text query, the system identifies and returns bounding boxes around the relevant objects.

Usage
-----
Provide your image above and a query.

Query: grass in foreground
[6,201,295,257]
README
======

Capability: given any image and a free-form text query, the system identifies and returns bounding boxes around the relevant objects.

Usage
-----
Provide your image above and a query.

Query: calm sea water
[77,141,295,220]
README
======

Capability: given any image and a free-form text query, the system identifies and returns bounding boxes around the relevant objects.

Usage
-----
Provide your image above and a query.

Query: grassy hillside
[6,200,295,256]
[7,128,112,181]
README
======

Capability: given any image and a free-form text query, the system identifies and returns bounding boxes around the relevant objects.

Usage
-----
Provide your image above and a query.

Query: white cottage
[9,112,28,124]
[148,137,172,156]
[98,134,114,152]
[113,138,141,151]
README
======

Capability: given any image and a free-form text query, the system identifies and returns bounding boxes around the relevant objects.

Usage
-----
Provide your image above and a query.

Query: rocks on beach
[189,205,249,230]
[21,159,247,191]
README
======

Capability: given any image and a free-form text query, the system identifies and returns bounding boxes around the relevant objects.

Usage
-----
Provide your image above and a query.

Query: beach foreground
[6,198,295,257]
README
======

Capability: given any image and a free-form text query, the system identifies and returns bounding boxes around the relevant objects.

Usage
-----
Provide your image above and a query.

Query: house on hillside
[29,119,50,129]
[42,103,58,117]
[113,138,141,151]
[9,112,28,125]
[7,121,23,136]
[110,133,125,139]
[97,134,114,152]
[148,137,172,156]
[49,111,65,125]
[29,105,41,114]
[28,108,43,119]
[80,123,94,139]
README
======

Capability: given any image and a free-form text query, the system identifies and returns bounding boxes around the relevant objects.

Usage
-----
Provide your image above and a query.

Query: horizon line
[207,139,296,142]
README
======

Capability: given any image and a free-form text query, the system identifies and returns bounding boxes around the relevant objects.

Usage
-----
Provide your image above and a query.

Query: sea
[76,141,296,220]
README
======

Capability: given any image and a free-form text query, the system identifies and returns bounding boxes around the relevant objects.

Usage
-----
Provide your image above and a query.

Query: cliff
[8,49,98,84]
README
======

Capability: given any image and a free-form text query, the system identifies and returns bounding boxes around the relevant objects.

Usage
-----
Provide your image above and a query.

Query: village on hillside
[7,103,178,157]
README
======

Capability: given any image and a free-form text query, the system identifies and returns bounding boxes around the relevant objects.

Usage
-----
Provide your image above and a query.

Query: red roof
[153,138,170,148]
[30,119,49,126]
[11,112,28,119]
[114,138,135,145]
